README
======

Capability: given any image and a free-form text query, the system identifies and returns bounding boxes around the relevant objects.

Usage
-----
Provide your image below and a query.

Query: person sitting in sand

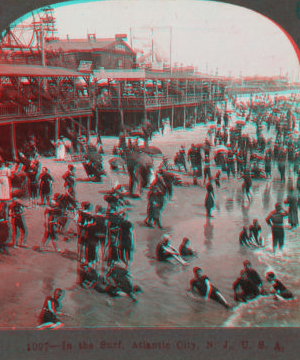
[37,289,69,329]
[156,234,187,266]
[266,272,294,300]
[233,270,260,302]
[249,219,264,247]
[239,226,263,249]
[243,260,265,294]
[189,267,230,309]
[179,238,197,257]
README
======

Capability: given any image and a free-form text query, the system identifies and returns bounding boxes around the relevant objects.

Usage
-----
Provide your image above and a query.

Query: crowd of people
[0,91,299,328]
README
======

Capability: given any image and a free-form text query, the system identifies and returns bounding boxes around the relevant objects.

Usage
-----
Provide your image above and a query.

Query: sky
[9,0,300,79]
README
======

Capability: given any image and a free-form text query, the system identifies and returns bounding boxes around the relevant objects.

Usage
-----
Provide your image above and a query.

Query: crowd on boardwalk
[0,92,299,328]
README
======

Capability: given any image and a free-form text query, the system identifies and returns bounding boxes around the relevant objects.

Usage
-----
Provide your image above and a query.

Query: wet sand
[0,121,298,328]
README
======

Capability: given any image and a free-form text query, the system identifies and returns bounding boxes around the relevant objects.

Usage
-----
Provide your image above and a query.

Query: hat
[266,272,275,281]
[193,267,202,274]
[95,205,106,214]
[82,202,91,211]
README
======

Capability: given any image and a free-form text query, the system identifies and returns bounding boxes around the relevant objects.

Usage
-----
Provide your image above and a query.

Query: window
[115,44,126,52]
[117,60,123,68]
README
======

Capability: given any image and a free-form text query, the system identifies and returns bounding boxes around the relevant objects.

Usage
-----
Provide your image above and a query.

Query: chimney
[115,34,127,42]
[88,34,96,42]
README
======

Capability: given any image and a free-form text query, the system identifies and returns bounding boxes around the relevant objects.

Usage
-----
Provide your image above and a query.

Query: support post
[171,106,174,131]
[41,21,46,67]
[158,107,161,132]
[186,79,188,102]
[95,107,98,134]
[118,80,121,108]
[55,118,60,141]
[214,103,217,122]
[17,77,20,116]
[79,117,82,136]
[11,123,18,161]
[120,109,124,132]
[55,118,59,159]
[183,106,186,129]
[167,80,169,104]
[38,78,41,114]
[144,80,146,108]
[87,116,90,143]
[73,77,76,109]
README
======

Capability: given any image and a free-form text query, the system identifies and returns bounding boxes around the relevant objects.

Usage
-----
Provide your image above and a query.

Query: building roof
[46,38,135,55]
[0,64,88,77]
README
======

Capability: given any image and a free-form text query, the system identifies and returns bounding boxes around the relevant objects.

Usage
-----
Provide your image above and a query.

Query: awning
[0,64,89,78]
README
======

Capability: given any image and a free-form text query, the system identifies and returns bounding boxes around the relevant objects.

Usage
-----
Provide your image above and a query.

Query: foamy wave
[223,296,280,327]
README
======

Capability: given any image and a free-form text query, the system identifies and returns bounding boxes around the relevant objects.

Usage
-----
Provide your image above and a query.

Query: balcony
[0,98,92,123]
[98,92,225,110]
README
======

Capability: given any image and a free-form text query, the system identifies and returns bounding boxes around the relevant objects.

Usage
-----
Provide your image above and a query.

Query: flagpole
[170,26,172,75]
[130,27,132,48]
[151,27,154,68]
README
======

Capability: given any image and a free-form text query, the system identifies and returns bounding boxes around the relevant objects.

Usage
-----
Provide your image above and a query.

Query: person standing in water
[265,203,289,253]
[284,188,299,229]
[8,196,28,248]
[205,182,215,218]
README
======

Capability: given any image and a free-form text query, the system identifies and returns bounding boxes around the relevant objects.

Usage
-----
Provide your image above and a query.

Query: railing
[146,95,208,107]
[0,98,92,120]
[98,93,225,110]
[227,86,300,97]
[0,104,20,117]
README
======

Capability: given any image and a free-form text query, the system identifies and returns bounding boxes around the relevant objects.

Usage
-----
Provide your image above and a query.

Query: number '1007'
[27,343,48,352]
